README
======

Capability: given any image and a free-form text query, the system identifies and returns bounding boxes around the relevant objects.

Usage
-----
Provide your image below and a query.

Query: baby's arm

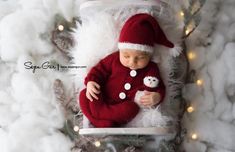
[84,53,115,101]
[85,53,114,85]
[140,63,166,107]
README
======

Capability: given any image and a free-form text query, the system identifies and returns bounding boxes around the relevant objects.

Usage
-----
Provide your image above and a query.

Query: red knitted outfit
[79,51,165,127]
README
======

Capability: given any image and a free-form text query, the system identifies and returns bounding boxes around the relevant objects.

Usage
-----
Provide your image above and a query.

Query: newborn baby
[78,13,175,127]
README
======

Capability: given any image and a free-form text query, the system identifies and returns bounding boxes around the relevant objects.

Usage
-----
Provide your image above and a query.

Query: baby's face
[119,49,151,70]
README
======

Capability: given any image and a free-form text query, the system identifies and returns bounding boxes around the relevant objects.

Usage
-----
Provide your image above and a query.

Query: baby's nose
[129,58,137,65]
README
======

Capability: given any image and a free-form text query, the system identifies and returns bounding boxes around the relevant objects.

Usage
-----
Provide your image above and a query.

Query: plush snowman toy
[143,76,159,88]
[126,76,171,127]
[134,76,159,108]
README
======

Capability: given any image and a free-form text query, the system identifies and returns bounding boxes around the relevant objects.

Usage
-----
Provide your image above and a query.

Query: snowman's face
[143,76,159,88]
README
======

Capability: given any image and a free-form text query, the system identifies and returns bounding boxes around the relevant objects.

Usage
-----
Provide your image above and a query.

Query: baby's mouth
[129,66,137,70]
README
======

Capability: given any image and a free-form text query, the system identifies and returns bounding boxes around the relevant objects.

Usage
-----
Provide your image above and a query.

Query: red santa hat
[118,13,181,56]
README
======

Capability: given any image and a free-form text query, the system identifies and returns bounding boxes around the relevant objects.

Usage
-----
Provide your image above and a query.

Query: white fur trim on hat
[118,42,154,53]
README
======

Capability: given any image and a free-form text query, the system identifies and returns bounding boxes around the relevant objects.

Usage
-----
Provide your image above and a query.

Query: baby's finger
[140,99,150,104]
[94,83,100,89]
[86,92,93,102]
[142,100,154,106]
[90,91,99,100]
[144,91,151,95]
[140,99,154,105]
[140,96,150,100]
[141,102,151,107]
[92,87,100,94]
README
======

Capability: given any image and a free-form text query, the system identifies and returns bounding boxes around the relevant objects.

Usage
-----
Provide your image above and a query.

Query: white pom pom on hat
[118,13,182,57]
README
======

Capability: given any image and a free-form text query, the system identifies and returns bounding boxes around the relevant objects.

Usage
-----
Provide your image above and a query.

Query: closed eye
[137,56,146,60]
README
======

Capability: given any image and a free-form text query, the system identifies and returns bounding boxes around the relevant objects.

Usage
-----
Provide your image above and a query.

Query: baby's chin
[129,67,139,70]
[125,65,139,70]
[125,65,144,70]
[120,62,146,70]
[130,65,148,70]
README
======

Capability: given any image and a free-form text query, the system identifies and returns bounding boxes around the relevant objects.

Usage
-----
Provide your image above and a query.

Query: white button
[119,92,126,99]
[124,83,131,90]
[130,70,137,77]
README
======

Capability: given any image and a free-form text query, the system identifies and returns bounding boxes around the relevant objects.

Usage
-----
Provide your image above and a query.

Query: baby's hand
[86,81,100,101]
[140,91,161,107]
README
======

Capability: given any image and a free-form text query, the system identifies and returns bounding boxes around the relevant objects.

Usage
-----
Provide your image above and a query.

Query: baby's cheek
[137,62,146,69]
[120,58,128,67]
